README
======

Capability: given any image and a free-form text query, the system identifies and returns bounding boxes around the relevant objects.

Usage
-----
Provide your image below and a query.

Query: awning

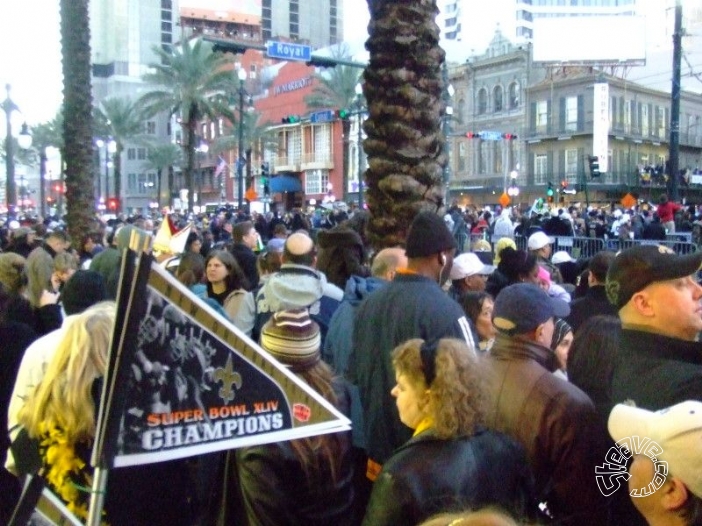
[269,175,302,193]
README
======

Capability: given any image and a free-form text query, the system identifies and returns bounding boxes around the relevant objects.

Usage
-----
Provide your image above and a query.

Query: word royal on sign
[266,41,312,61]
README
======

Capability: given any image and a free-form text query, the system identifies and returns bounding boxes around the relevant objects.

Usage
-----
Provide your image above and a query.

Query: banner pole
[86,467,109,526]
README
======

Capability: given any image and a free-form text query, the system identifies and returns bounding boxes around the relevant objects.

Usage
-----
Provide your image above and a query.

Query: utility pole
[669,0,683,201]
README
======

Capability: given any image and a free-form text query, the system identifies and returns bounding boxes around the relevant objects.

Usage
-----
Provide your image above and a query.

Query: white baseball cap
[608,401,702,498]
[527,231,554,251]
[449,253,495,280]
[552,251,576,264]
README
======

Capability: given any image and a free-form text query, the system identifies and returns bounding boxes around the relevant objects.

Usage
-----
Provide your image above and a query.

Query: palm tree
[60,0,95,245]
[140,142,182,209]
[363,0,447,250]
[30,113,64,217]
[97,97,144,211]
[305,46,362,201]
[138,38,237,213]
[210,110,276,193]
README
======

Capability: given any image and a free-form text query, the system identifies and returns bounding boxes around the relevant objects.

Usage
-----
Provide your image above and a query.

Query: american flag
[214,156,228,177]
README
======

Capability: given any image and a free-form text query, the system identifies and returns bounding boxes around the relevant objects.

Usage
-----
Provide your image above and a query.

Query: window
[478,142,487,174]
[641,104,649,136]
[624,99,631,132]
[565,96,578,132]
[305,169,329,194]
[128,173,137,193]
[656,106,666,138]
[565,149,578,180]
[493,142,502,173]
[127,148,136,160]
[536,101,548,127]
[146,121,156,135]
[534,154,548,184]
[458,142,466,172]
[509,82,519,109]
[493,86,503,113]
[137,148,146,160]
[477,89,487,115]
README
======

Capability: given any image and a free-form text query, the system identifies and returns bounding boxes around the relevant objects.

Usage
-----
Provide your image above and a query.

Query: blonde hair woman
[17,301,195,525]
[18,302,116,520]
[362,338,537,526]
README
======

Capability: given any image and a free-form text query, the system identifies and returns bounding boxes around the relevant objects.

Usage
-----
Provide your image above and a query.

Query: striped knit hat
[260,309,321,371]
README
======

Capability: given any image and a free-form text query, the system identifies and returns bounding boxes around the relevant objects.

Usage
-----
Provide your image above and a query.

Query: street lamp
[96,138,117,204]
[236,67,247,211]
[354,82,365,209]
[507,169,520,199]
[196,140,209,212]
[2,84,32,213]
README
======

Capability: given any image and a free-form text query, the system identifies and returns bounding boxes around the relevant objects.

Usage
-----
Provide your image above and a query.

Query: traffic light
[336,109,350,120]
[305,56,338,68]
[502,133,518,140]
[281,115,300,124]
[588,155,601,178]
[560,180,568,190]
[465,132,479,139]
[546,182,554,203]
[107,197,119,211]
[261,162,270,196]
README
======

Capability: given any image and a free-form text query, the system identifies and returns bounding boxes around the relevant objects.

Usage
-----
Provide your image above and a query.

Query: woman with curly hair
[362,338,536,526]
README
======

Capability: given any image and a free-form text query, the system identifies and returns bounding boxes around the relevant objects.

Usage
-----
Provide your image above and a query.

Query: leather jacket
[235,378,354,526]
[483,333,608,525]
[362,428,538,526]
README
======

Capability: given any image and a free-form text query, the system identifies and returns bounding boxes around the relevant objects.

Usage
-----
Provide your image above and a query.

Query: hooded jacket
[253,264,343,345]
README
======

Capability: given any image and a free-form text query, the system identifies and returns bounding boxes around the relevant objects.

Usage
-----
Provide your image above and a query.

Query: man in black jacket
[229,220,259,291]
[607,245,702,410]
[566,250,618,332]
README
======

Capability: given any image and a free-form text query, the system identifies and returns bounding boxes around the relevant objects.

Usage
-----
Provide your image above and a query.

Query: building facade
[446,30,702,207]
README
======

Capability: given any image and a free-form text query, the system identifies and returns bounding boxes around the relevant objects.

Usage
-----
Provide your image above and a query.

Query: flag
[214,156,227,178]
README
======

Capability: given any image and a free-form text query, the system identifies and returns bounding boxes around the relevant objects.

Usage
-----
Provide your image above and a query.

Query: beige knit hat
[260,309,321,371]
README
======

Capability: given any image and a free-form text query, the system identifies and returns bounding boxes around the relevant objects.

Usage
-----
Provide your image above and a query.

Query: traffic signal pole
[669,0,683,202]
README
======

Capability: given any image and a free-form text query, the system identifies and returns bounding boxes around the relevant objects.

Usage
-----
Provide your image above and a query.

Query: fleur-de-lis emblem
[213,354,243,404]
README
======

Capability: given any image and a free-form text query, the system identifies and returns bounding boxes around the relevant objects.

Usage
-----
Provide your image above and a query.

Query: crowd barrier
[464,233,698,260]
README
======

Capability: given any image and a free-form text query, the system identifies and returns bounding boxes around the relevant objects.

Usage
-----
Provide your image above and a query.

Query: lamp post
[236,67,247,211]
[507,169,520,203]
[354,83,365,209]
[441,63,455,207]
[196,140,209,213]
[2,84,32,213]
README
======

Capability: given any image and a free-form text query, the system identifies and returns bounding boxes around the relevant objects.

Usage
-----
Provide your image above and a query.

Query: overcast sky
[0,0,698,128]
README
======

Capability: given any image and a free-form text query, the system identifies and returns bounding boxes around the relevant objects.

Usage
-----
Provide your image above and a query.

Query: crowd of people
[0,196,701,525]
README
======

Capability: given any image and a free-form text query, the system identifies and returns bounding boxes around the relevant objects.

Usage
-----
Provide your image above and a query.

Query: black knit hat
[61,270,108,315]
[405,211,457,258]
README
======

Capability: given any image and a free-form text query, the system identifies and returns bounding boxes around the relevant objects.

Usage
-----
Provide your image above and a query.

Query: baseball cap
[552,250,576,264]
[605,245,702,309]
[266,238,285,253]
[493,283,570,335]
[449,253,495,280]
[608,401,702,498]
[527,231,555,251]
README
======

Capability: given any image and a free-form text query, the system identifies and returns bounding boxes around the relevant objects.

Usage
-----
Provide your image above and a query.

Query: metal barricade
[615,238,699,254]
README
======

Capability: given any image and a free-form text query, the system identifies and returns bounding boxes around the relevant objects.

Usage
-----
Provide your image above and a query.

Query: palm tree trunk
[60,0,95,244]
[363,0,447,251]
[184,119,197,213]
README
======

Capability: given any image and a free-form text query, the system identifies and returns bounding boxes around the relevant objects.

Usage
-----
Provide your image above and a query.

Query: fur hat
[405,212,456,258]
[260,309,321,371]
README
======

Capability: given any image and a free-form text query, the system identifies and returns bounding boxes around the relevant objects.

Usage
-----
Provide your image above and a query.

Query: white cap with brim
[527,231,555,251]
[608,401,702,498]
[450,253,495,280]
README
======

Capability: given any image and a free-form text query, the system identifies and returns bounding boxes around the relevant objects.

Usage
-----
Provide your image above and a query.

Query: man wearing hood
[253,232,343,345]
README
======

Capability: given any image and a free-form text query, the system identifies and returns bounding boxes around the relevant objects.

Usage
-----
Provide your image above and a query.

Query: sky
[0,0,699,130]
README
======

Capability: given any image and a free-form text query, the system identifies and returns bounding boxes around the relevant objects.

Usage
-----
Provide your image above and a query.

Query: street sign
[479,131,503,141]
[266,41,312,62]
[310,110,334,123]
